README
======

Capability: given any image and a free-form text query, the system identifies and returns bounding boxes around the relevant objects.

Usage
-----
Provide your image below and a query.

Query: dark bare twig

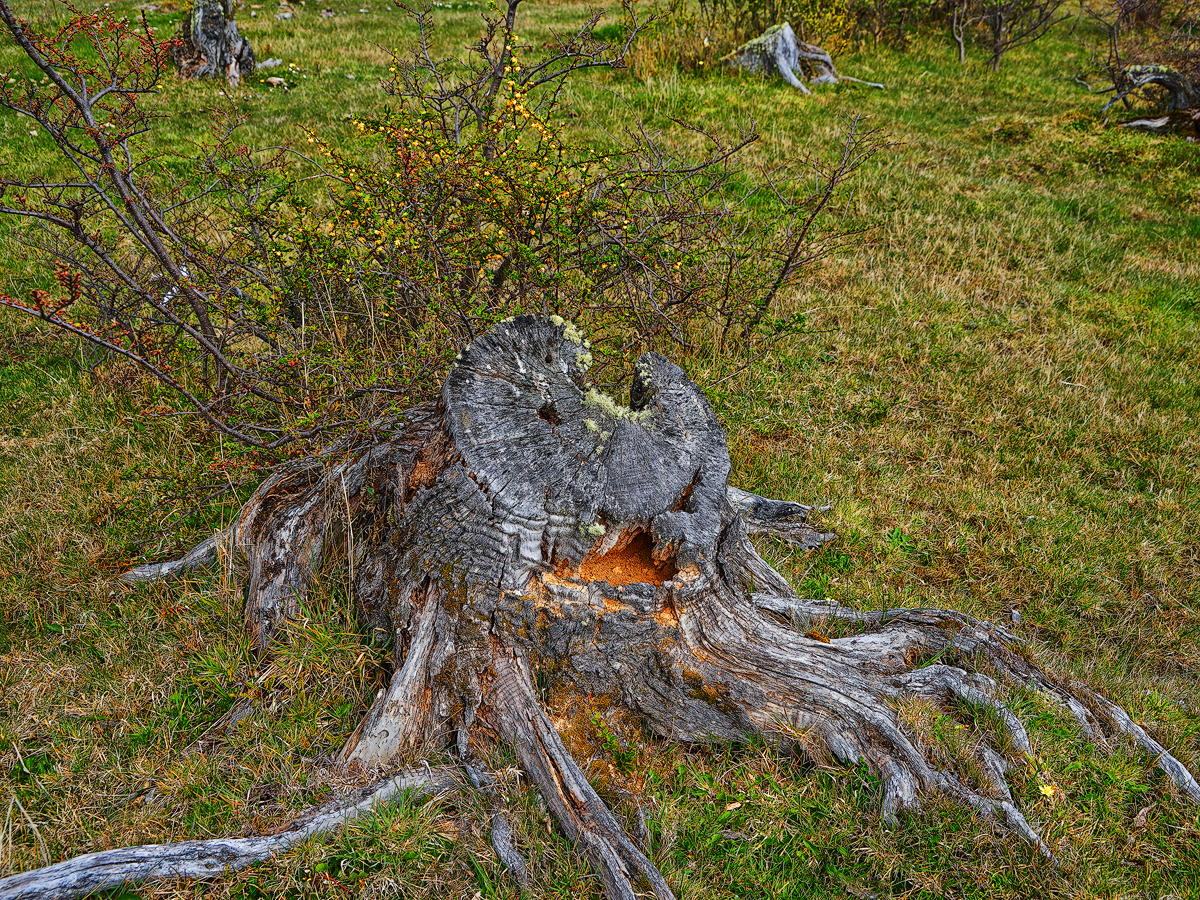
[951,0,1069,70]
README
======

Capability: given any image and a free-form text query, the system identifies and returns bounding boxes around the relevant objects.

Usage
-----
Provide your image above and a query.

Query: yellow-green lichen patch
[579,521,606,539]
[547,314,584,345]
[583,388,654,426]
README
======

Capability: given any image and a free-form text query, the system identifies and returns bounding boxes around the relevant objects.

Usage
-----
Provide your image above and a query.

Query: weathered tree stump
[3,315,1198,900]
[721,23,884,94]
[173,0,255,87]
[1103,63,1199,116]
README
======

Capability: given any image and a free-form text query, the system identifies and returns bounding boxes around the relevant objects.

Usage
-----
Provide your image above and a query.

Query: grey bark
[728,484,836,549]
[173,0,255,87]
[1103,64,1200,115]
[952,1,970,63]
[13,315,1199,900]
[0,768,459,900]
[1118,109,1200,139]
[120,529,227,583]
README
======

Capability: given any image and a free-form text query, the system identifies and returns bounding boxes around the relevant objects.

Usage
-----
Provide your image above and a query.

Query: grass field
[2,2,1199,898]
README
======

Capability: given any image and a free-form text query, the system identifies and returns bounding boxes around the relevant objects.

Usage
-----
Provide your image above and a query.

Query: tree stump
[1103,64,1199,115]
[2,315,1197,900]
[173,0,255,87]
[720,23,884,94]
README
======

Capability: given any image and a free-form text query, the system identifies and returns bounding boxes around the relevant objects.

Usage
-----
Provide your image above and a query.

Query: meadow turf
[2,2,1199,898]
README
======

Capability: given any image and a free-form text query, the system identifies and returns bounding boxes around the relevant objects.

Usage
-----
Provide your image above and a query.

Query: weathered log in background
[5,315,1198,900]
[1103,63,1198,115]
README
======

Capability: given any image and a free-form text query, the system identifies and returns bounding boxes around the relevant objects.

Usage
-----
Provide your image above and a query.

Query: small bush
[846,0,944,49]
[697,0,854,48]
[629,0,858,79]
[627,4,739,77]
[0,0,875,459]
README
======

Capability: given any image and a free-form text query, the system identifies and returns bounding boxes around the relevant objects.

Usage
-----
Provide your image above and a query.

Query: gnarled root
[0,768,460,900]
[748,591,1200,804]
[727,485,836,550]
[487,651,675,900]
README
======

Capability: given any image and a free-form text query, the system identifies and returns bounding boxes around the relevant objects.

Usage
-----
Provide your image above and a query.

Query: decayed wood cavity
[577,529,679,586]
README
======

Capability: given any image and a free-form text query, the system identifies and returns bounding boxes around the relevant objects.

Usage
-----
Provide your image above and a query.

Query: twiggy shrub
[846,0,942,49]
[623,6,739,77]
[697,0,853,45]
[0,0,875,459]
[950,0,1068,70]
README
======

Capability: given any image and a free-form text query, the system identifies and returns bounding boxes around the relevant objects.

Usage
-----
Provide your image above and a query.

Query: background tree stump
[173,0,254,87]
[1103,63,1199,115]
[2,315,1197,900]
[721,23,884,93]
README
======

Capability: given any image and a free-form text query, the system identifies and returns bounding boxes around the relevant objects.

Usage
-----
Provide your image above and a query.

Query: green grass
[3,3,1200,898]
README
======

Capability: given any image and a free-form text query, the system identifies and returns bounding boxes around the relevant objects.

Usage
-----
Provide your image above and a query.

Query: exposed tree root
[727,485,836,550]
[488,652,675,900]
[121,529,228,583]
[17,316,1196,900]
[0,768,460,900]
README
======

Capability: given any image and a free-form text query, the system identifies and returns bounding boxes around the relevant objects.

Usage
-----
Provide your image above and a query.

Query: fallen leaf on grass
[1133,803,1155,830]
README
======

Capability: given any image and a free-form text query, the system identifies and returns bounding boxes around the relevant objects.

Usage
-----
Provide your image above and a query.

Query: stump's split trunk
[4,315,1197,900]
